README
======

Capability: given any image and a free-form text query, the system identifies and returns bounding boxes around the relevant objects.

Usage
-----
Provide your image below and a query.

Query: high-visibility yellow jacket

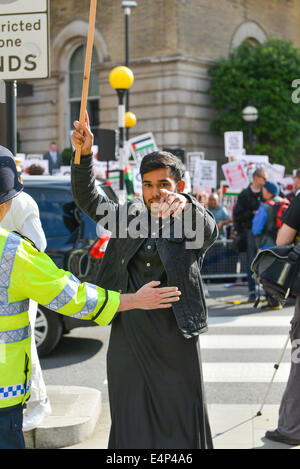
[0,228,120,410]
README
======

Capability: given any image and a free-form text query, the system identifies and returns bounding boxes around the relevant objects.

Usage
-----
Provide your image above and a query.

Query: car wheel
[35,305,64,357]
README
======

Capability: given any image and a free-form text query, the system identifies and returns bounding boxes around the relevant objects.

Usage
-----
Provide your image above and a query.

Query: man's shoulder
[12,191,39,214]
[287,193,300,211]
[238,186,251,198]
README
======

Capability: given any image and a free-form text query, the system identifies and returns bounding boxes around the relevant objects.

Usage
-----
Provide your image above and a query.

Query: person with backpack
[264,193,300,446]
[252,181,290,250]
[252,181,290,309]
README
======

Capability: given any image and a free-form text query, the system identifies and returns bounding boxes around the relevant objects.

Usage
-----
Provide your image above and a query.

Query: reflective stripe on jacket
[0,228,120,409]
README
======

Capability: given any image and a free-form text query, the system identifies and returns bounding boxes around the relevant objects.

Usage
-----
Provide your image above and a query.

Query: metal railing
[201,239,247,279]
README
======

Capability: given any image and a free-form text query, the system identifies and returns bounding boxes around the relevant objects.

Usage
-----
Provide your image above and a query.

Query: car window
[24,187,80,238]
[81,212,97,239]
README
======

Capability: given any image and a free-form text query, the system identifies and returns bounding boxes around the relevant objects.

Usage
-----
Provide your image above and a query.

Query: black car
[23,175,116,356]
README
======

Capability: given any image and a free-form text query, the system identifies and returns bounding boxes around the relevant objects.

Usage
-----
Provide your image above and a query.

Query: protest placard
[240,155,269,165]
[262,163,285,183]
[184,171,192,194]
[192,160,217,193]
[132,166,143,194]
[224,131,243,157]
[93,160,120,179]
[222,161,249,189]
[59,166,71,176]
[281,177,294,195]
[128,133,158,165]
[186,152,205,182]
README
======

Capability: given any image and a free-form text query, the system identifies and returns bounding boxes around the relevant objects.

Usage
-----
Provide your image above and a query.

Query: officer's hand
[135,281,181,309]
[72,112,94,156]
[158,189,188,219]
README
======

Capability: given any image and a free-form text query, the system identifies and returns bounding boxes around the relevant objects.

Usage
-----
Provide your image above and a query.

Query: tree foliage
[209,38,300,171]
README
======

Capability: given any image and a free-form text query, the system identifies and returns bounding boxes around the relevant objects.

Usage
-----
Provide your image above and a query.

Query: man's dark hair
[295,169,300,179]
[140,151,185,183]
[28,164,45,175]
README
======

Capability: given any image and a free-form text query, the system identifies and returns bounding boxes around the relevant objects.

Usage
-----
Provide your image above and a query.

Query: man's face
[262,187,273,201]
[50,143,57,152]
[142,167,179,213]
[208,195,218,210]
[0,199,12,222]
[294,176,300,192]
[253,172,267,189]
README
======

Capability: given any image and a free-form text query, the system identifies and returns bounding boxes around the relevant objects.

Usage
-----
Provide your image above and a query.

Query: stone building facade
[16,0,300,165]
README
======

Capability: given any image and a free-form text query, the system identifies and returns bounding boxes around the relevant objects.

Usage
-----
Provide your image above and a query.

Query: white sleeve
[22,215,47,252]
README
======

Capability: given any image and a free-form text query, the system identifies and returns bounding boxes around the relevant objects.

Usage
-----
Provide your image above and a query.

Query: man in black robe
[71,114,218,449]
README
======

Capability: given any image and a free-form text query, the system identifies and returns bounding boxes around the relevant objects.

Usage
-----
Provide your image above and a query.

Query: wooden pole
[74,0,98,165]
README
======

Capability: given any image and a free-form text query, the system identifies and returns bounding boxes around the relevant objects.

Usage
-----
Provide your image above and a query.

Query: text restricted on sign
[0,1,49,79]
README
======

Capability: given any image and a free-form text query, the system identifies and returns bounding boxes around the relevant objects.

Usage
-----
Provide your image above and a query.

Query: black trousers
[0,405,25,449]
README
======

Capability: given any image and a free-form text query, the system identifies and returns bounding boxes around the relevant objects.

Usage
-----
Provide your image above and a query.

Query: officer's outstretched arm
[9,233,180,326]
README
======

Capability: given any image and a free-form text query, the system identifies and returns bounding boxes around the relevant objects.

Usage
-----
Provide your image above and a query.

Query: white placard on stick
[224,131,244,157]
[186,152,205,181]
[192,160,217,193]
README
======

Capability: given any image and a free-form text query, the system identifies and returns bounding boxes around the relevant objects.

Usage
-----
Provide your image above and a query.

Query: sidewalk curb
[24,385,101,449]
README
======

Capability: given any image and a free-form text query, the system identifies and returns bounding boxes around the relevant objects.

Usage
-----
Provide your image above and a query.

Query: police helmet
[0,145,23,205]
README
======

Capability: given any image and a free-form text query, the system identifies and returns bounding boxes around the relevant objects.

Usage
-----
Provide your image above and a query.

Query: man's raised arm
[71,113,118,225]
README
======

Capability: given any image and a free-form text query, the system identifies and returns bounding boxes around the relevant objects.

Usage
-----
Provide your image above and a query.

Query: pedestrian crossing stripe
[201,314,293,383]
[200,335,291,349]
[208,315,291,328]
[202,363,290,383]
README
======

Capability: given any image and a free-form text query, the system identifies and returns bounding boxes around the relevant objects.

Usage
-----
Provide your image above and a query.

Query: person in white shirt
[0,147,51,431]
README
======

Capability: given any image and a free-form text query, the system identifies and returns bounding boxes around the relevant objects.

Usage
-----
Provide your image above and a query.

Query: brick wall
[16,0,300,167]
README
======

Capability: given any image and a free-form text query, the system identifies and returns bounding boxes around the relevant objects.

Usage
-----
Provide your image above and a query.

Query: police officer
[0,148,181,449]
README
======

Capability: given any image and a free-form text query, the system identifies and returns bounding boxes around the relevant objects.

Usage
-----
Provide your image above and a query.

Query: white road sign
[0,1,47,15]
[0,1,49,79]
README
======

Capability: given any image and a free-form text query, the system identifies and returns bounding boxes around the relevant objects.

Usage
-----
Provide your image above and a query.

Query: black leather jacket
[71,155,218,337]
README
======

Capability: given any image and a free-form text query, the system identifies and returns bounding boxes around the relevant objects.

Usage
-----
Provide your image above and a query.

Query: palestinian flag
[124,163,134,199]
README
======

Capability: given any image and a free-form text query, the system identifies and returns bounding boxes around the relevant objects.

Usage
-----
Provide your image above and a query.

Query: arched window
[243,37,260,47]
[231,22,266,51]
[69,45,100,143]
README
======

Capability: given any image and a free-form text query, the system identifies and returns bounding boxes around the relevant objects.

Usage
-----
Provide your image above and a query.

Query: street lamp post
[109,65,134,201]
[242,105,258,154]
[121,1,137,140]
